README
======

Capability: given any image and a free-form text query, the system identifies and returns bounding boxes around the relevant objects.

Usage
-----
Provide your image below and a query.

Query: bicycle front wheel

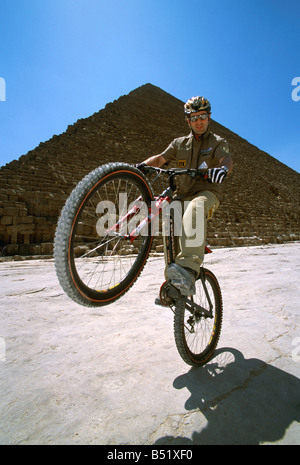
[54,163,154,307]
[173,268,223,366]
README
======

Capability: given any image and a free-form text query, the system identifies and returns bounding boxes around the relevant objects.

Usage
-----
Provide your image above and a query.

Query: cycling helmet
[184,96,211,115]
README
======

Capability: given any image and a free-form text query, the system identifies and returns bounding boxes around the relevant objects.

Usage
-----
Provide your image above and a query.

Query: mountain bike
[54,162,223,366]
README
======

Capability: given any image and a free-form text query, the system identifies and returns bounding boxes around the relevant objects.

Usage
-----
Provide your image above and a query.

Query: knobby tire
[54,163,154,307]
[173,268,223,366]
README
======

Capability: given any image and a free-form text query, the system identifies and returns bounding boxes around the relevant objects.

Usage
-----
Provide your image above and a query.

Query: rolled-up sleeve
[160,140,177,162]
[214,141,233,169]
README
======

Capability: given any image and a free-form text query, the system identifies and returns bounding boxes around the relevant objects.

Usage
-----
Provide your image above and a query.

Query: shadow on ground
[154,348,300,445]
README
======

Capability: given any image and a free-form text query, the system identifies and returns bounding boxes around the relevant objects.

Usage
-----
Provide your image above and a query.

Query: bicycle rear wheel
[54,163,154,307]
[173,268,223,366]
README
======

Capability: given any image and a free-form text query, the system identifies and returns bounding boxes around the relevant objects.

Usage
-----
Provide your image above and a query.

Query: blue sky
[0,0,299,172]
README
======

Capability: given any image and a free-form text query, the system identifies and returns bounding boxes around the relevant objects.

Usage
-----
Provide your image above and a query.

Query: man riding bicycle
[137,96,233,301]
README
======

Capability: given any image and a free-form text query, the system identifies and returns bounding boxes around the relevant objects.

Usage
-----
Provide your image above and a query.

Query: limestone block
[1,216,13,225]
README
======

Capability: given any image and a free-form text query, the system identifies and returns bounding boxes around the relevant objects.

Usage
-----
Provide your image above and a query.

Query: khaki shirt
[160,125,232,201]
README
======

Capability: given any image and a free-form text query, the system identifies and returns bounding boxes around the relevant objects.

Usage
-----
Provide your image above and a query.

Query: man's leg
[167,191,219,295]
[175,190,219,274]
[156,191,219,302]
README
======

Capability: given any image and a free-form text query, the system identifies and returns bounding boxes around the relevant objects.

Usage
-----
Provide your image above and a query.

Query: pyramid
[0,83,299,257]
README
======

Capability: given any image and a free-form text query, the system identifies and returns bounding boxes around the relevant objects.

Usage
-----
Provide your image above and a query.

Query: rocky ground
[0,243,300,445]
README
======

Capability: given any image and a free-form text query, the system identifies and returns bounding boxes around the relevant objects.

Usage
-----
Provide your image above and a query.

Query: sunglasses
[189,113,209,122]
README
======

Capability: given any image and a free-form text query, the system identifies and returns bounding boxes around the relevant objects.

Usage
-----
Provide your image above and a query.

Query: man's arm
[206,142,233,184]
[138,139,176,169]
[215,142,233,173]
[218,154,233,173]
[140,154,167,168]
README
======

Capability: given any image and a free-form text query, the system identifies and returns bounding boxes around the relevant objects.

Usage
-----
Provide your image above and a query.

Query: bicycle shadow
[155,348,300,445]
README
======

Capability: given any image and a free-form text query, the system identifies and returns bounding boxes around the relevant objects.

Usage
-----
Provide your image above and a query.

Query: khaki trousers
[163,190,219,278]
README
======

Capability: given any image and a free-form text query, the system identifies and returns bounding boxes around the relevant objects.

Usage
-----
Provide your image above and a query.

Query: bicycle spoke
[174,270,222,366]
[69,168,152,298]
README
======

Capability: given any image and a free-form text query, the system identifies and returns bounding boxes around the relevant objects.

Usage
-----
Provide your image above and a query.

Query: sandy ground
[0,242,300,445]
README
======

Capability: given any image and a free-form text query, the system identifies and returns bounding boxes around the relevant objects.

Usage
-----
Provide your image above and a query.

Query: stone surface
[0,84,299,256]
[0,243,299,445]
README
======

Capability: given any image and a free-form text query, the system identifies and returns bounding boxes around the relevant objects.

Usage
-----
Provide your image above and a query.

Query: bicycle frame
[106,166,212,252]
[105,166,214,318]
[55,161,222,365]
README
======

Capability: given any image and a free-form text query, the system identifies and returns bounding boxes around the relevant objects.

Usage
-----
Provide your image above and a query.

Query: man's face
[188,111,210,136]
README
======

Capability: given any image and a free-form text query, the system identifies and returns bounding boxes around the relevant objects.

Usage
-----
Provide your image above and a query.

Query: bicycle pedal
[159,281,179,305]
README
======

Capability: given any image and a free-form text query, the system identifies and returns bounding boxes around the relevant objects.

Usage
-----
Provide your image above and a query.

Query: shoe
[167,263,196,296]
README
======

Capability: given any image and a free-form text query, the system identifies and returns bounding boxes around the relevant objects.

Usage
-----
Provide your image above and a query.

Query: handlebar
[142,165,207,177]
[140,165,208,192]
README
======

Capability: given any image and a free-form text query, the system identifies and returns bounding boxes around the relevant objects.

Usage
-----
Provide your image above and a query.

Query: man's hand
[207,166,229,183]
[135,162,147,172]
